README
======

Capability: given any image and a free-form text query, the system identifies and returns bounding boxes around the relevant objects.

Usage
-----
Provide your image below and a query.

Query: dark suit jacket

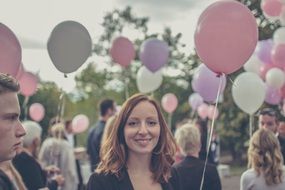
[0,169,15,190]
[278,135,285,164]
[173,156,221,190]
[87,120,106,171]
[87,168,180,190]
[12,151,57,190]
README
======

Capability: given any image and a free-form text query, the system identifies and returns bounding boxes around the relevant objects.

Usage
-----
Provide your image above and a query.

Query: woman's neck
[127,153,152,174]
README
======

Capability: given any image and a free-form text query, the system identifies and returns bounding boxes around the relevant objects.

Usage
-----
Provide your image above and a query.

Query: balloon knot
[216,72,222,77]
[64,74,67,78]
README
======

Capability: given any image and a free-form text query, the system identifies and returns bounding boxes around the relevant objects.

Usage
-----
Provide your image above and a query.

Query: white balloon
[280,9,285,26]
[273,27,285,44]
[47,21,92,74]
[243,54,262,74]
[266,68,285,89]
[232,72,266,114]
[136,66,163,93]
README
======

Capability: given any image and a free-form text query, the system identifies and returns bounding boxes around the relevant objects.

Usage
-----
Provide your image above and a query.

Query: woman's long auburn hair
[96,93,177,182]
[248,128,284,185]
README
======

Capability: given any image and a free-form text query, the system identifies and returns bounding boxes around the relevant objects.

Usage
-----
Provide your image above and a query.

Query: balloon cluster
[242,29,285,107]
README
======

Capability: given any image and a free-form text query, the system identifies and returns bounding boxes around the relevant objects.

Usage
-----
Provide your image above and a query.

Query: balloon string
[249,114,253,137]
[199,75,223,190]
[22,96,30,121]
[190,109,196,119]
[168,113,172,129]
[56,91,65,123]
[124,78,129,100]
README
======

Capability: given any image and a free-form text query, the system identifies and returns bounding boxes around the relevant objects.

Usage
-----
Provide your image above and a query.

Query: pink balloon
[261,0,283,17]
[207,105,219,120]
[110,36,135,67]
[29,103,45,122]
[0,23,21,77]
[161,93,178,113]
[197,103,209,119]
[19,72,38,97]
[265,85,282,105]
[271,43,285,66]
[72,114,89,134]
[140,38,169,73]
[194,1,258,74]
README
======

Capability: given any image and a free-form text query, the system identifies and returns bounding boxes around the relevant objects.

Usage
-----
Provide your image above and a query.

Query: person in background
[258,107,285,164]
[13,120,64,190]
[101,115,117,145]
[174,123,221,190]
[64,119,84,190]
[240,128,285,190]
[0,73,26,190]
[87,93,179,190]
[39,123,78,190]
[258,108,279,134]
[87,99,116,171]
[278,116,285,164]
[65,120,76,147]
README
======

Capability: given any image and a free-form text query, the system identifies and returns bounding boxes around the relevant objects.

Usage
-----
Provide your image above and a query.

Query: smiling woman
[87,93,180,190]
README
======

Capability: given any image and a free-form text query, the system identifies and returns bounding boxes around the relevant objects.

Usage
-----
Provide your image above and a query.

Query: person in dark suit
[87,93,180,190]
[173,123,221,190]
[87,99,116,171]
[278,118,285,164]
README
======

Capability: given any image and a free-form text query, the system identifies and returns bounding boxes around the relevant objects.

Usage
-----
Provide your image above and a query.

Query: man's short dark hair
[100,99,114,116]
[0,73,20,94]
[258,107,280,123]
[258,108,277,117]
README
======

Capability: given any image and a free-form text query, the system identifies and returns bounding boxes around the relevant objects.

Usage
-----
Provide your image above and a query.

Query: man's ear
[33,137,40,147]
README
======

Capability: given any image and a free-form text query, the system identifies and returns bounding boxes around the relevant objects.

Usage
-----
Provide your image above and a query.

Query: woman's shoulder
[167,167,181,190]
[241,168,256,182]
[87,172,118,190]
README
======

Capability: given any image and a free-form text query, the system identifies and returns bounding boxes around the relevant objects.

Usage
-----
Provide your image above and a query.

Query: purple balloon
[265,85,281,105]
[139,38,169,72]
[256,39,274,64]
[192,64,227,102]
[188,93,204,111]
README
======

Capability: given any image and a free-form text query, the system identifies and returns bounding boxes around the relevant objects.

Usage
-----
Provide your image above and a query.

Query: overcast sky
[0,0,214,92]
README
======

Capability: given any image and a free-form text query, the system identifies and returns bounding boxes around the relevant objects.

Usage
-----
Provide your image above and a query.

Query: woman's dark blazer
[87,168,181,190]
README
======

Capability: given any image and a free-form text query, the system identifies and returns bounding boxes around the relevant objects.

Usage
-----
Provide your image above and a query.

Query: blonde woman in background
[240,128,285,190]
[39,123,78,190]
